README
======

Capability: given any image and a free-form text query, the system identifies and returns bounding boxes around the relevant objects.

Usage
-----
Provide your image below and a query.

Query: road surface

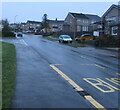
[2,34,120,109]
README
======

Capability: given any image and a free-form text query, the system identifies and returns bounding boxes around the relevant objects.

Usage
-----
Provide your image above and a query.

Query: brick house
[26,20,41,32]
[64,12,101,36]
[102,4,120,37]
[48,19,64,32]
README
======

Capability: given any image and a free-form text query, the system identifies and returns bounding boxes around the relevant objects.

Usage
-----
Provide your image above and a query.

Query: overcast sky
[2,2,118,23]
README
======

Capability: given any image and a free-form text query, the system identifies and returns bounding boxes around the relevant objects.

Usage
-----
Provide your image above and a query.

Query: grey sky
[2,2,118,23]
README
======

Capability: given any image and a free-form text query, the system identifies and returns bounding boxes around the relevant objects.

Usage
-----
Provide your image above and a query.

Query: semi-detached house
[64,12,101,35]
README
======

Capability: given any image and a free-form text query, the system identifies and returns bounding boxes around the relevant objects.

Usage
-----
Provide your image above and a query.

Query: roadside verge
[2,41,16,108]
[41,36,87,48]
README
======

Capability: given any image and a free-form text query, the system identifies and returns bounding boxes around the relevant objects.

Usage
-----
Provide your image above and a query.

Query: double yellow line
[50,64,106,110]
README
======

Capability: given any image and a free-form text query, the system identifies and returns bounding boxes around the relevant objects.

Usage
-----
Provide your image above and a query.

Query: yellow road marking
[80,64,106,69]
[51,64,63,66]
[116,73,120,75]
[50,64,106,109]
[98,78,120,91]
[50,64,84,91]
[106,78,120,86]
[83,78,115,93]
[85,96,106,110]
[94,64,106,69]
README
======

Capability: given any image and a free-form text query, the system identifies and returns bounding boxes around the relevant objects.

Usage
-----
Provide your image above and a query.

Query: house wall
[103,6,120,37]
[104,8,119,21]
[65,13,77,32]
[48,21,64,32]
[77,19,90,32]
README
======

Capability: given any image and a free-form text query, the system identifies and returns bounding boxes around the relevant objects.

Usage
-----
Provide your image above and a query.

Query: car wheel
[59,40,61,43]
[70,41,72,43]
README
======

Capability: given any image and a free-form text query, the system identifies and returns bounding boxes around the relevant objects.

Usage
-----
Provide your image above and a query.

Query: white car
[59,35,72,43]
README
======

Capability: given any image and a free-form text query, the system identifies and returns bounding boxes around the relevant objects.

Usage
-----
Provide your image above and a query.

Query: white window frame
[82,26,88,31]
[111,26,118,35]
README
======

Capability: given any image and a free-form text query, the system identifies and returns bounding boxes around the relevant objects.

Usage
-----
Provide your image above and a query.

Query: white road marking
[20,39,28,46]
[116,73,120,75]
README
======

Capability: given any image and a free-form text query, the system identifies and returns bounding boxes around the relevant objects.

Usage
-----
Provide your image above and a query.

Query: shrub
[2,31,15,37]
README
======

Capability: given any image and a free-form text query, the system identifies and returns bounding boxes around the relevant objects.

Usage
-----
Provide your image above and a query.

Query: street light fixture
[14,15,18,32]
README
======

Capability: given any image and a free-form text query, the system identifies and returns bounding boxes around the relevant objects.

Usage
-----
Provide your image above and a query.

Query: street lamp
[14,15,18,32]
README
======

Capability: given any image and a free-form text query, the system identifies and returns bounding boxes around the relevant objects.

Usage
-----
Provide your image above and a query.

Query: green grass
[42,37,58,41]
[62,43,87,47]
[2,41,16,108]
[51,35,58,38]
[1,36,16,39]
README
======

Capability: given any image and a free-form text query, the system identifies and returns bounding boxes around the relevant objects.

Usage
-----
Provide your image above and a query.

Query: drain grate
[77,91,90,97]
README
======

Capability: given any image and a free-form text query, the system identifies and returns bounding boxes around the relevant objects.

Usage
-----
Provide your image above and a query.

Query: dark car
[17,32,23,37]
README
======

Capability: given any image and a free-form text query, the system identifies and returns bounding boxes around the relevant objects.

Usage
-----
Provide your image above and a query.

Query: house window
[111,26,118,35]
[98,25,102,29]
[91,20,96,23]
[82,26,88,31]
[106,17,116,22]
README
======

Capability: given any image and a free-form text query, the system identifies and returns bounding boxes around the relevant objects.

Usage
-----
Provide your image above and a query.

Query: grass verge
[61,43,87,47]
[2,41,16,108]
[42,37,58,41]
[41,36,87,47]
[1,37,16,39]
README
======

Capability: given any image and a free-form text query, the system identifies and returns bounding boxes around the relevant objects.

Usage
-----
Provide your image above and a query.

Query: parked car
[17,32,23,37]
[75,36,81,41]
[59,35,72,43]
[77,34,95,42]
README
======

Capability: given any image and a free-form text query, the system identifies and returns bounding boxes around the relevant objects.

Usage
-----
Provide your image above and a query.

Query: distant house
[26,20,41,32]
[47,19,64,32]
[9,23,21,32]
[102,4,120,37]
[19,23,26,31]
[64,12,101,36]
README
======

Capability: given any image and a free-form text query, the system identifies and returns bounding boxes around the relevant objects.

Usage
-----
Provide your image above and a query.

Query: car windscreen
[81,34,91,37]
[63,36,71,39]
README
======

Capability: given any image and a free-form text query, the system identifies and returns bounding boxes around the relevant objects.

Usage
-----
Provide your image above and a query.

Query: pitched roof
[85,14,101,22]
[48,20,64,24]
[70,12,89,19]
[27,20,41,24]
[102,4,120,18]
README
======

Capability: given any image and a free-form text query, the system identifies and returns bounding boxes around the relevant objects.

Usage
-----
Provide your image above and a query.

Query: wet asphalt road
[2,34,120,109]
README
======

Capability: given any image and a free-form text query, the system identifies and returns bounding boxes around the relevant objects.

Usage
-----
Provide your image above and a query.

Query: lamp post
[14,15,18,32]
